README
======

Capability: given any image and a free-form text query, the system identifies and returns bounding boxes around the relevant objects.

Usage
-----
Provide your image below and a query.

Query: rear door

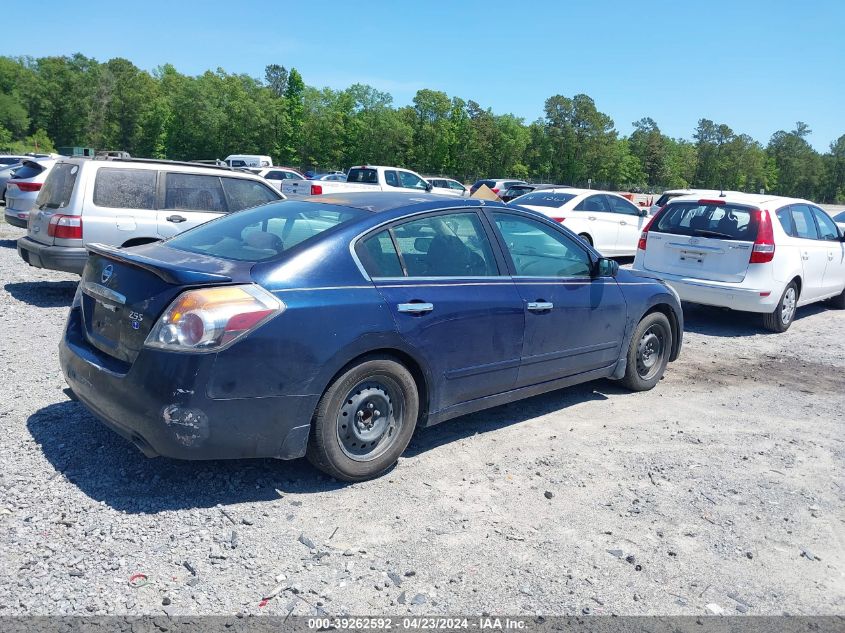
[788,204,827,301]
[157,172,229,238]
[84,167,159,246]
[572,194,619,253]
[810,205,845,296]
[605,194,647,255]
[356,210,524,412]
[489,211,626,386]
[642,201,758,282]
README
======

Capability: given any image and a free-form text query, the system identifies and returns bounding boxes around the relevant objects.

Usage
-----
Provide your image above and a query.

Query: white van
[224,155,273,168]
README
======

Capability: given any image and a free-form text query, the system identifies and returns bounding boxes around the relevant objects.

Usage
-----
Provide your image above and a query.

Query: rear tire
[306,357,419,482]
[762,282,798,332]
[578,233,593,246]
[620,312,672,392]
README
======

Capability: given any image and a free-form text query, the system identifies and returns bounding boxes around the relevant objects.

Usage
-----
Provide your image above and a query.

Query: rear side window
[93,168,156,210]
[222,177,279,212]
[655,202,758,241]
[347,168,378,184]
[35,163,78,210]
[789,205,819,240]
[384,171,399,187]
[165,173,227,213]
[389,212,498,277]
[775,206,795,236]
[358,230,403,277]
[13,162,45,180]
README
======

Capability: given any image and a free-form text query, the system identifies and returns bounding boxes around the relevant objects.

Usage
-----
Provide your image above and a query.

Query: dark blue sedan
[60,193,683,481]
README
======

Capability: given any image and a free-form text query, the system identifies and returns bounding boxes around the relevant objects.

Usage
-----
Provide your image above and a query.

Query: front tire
[763,282,798,332]
[306,357,419,482]
[620,312,672,391]
[578,233,593,246]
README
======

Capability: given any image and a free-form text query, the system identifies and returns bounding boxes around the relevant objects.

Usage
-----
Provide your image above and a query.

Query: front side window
[790,205,819,240]
[167,201,367,262]
[811,206,840,241]
[92,168,156,210]
[448,181,466,192]
[493,213,591,278]
[222,177,279,212]
[390,212,498,277]
[398,171,427,190]
[574,195,610,213]
[164,173,227,213]
[606,195,641,215]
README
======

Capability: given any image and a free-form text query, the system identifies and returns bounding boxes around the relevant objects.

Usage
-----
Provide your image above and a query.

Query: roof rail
[89,157,235,171]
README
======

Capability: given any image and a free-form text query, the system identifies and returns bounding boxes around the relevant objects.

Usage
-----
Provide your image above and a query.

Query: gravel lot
[1,220,843,618]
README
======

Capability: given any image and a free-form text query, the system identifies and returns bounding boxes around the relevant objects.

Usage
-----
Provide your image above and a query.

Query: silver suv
[17,158,283,274]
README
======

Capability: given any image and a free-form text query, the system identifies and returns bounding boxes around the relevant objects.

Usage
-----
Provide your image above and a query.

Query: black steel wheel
[621,312,673,391]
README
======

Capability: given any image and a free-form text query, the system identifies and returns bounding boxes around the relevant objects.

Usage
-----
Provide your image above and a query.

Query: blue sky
[4,0,843,150]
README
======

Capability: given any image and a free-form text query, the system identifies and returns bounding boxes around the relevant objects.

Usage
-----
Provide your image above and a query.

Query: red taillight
[491,188,499,194]
[47,214,83,239]
[749,209,775,264]
[551,217,565,223]
[310,184,323,195]
[11,181,42,192]
[637,207,663,251]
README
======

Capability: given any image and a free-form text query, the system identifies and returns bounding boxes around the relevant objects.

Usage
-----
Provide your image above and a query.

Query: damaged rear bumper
[59,307,317,460]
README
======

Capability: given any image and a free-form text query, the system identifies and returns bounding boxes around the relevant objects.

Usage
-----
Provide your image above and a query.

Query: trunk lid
[642,201,758,283]
[27,162,81,246]
[79,243,252,364]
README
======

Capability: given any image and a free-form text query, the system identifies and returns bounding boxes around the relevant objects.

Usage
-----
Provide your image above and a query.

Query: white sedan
[511,188,649,256]
[424,177,468,197]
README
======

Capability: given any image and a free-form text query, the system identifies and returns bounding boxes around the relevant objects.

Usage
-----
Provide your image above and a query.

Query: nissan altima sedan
[61,193,683,481]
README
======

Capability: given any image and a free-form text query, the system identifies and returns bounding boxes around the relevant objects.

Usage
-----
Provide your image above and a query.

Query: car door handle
[588,216,596,221]
[619,220,627,225]
[397,302,434,314]
[802,252,809,260]
[527,301,554,312]
[166,215,187,223]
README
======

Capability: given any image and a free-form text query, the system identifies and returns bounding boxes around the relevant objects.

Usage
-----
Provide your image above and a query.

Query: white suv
[632,193,845,331]
[17,158,283,274]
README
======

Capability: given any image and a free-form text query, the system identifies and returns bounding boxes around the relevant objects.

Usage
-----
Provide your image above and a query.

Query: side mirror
[425,182,433,192]
[639,208,649,217]
[595,257,619,278]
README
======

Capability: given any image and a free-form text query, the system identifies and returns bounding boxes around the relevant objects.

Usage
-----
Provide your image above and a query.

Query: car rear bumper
[17,236,88,274]
[656,273,780,313]
[4,208,28,228]
[59,307,317,460]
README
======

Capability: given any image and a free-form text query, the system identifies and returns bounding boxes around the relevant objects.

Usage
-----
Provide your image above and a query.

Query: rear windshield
[13,161,45,180]
[35,163,78,210]
[655,202,759,241]
[347,168,378,184]
[512,191,576,208]
[166,200,368,262]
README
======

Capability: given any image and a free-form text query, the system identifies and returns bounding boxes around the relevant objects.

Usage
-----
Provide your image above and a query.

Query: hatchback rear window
[13,161,45,180]
[347,168,378,184]
[35,163,77,210]
[655,202,758,241]
[513,192,576,207]
[166,201,368,262]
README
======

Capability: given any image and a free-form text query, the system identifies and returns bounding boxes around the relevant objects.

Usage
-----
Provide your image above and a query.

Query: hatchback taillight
[47,214,83,239]
[749,209,775,264]
[637,207,663,251]
[310,184,323,195]
[11,181,42,192]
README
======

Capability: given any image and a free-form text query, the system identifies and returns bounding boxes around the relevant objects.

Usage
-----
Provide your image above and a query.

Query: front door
[811,206,845,296]
[789,204,828,302]
[489,211,627,387]
[606,194,648,256]
[572,194,620,254]
[356,210,525,412]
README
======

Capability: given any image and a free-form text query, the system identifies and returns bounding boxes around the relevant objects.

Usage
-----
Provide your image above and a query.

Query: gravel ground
[0,221,843,618]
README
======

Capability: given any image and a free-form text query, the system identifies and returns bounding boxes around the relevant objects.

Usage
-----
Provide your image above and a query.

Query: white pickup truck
[281,165,433,196]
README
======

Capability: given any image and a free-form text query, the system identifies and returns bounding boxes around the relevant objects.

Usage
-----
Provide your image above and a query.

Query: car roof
[668,192,815,208]
[295,192,512,215]
[58,157,265,178]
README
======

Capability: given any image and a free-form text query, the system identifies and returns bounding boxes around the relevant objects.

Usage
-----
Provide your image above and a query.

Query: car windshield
[655,202,759,240]
[512,192,576,208]
[166,201,368,262]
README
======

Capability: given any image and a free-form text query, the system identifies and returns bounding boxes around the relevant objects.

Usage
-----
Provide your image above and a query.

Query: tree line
[1,54,843,202]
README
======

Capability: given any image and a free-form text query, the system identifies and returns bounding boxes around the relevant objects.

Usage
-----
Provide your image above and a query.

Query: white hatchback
[632,193,845,331]
[511,188,650,256]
